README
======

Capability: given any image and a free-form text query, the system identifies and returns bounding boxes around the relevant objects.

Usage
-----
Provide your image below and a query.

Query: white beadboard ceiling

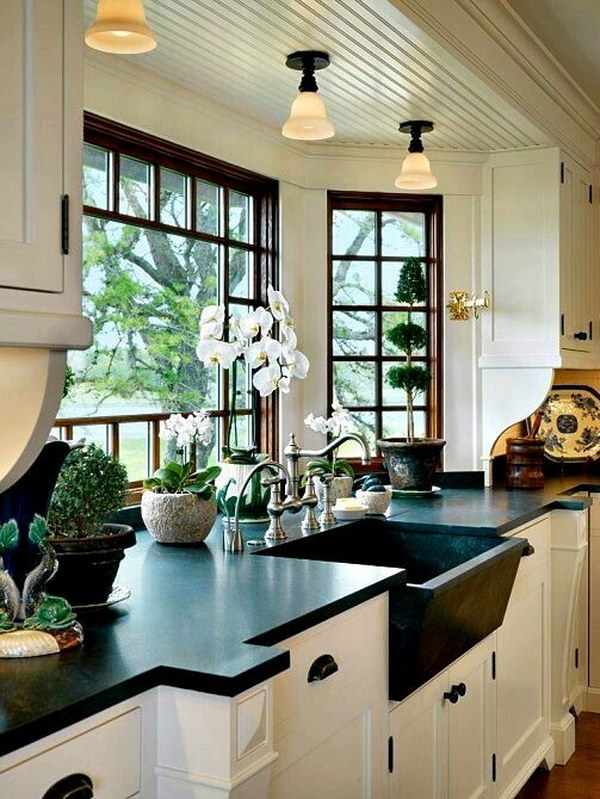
[83,0,546,151]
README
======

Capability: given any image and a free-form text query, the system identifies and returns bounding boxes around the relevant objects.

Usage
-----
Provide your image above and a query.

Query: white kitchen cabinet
[0,0,91,348]
[268,595,388,799]
[588,496,600,703]
[496,516,552,797]
[549,509,588,763]
[560,156,595,361]
[0,706,142,798]
[389,636,495,799]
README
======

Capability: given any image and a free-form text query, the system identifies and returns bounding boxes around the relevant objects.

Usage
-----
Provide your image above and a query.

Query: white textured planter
[141,491,217,544]
[355,487,392,515]
[315,475,353,509]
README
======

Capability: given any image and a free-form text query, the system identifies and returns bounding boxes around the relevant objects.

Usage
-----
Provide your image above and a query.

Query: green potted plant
[142,412,221,544]
[47,443,134,606]
[377,257,445,491]
[303,402,356,507]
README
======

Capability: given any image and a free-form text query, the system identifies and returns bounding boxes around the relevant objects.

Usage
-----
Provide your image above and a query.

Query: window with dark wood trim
[327,191,443,461]
[58,113,279,486]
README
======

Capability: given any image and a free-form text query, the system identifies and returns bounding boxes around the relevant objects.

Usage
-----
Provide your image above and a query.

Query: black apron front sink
[256,519,527,700]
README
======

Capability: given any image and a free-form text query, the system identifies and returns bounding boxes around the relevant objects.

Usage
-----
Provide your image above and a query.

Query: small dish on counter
[332,497,368,521]
[355,487,392,515]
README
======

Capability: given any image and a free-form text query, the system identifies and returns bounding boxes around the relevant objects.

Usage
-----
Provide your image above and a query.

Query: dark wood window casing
[81,113,279,465]
[327,191,443,466]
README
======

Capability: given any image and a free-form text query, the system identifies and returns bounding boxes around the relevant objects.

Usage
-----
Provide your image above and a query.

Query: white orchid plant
[197,286,309,461]
[303,401,356,482]
[144,411,220,496]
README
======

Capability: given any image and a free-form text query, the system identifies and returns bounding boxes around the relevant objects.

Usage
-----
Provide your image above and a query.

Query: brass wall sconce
[447,290,491,321]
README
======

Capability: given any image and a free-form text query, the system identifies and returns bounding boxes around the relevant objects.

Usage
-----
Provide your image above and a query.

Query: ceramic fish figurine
[0,520,20,626]
[21,515,58,619]
[0,516,83,658]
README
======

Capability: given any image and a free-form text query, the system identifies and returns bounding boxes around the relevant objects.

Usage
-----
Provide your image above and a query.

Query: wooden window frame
[80,112,279,463]
[327,191,443,469]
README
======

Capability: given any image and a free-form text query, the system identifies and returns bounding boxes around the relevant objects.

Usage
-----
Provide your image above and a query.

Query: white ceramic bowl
[355,487,392,515]
[332,506,368,521]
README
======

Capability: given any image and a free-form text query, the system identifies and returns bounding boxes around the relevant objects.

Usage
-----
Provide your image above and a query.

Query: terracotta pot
[48,523,136,606]
[141,491,217,545]
[315,475,353,509]
[378,439,446,492]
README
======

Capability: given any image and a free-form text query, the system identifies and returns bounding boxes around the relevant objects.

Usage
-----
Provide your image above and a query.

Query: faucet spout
[298,432,371,466]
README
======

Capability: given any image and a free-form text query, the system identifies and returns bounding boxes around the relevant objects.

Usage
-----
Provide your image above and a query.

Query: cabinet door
[560,158,593,354]
[447,638,495,799]
[389,674,445,799]
[589,498,600,688]
[269,596,387,799]
[497,518,551,795]
[0,1,69,293]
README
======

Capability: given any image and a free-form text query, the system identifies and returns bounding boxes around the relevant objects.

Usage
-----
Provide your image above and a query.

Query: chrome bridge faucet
[224,433,371,551]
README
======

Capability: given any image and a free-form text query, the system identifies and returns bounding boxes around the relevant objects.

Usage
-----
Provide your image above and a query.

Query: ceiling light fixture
[395,121,438,191]
[282,51,335,141]
[85,0,157,54]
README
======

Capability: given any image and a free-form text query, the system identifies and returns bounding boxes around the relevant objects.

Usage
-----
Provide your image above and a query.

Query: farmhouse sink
[256,520,527,699]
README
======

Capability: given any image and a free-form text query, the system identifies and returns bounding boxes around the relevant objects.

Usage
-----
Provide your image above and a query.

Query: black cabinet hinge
[61,194,69,255]
[388,736,394,773]
[492,651,496,680]
[560,162,565,183]
[589,185,593,204]
[575,647,579,670]
[492,753,497,783]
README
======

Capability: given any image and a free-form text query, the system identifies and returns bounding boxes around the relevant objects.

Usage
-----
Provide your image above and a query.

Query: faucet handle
[319,472,334,486]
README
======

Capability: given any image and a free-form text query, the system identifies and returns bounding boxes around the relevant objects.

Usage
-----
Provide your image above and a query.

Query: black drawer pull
[42,773,93,799]
[522,543,535,557]
[308,653,339,683]
[443,682,467,704]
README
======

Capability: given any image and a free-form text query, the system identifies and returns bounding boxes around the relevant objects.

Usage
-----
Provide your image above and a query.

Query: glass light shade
[85,0,157,54]
[281,92,335,141]
[394,151,438,190]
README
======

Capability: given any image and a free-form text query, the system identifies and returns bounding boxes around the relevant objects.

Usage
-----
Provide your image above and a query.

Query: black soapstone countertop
[0,474,598,758]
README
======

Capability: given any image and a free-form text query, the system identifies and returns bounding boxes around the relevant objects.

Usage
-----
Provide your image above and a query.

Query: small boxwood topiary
[385,257,431,442]
[47,444,129,538]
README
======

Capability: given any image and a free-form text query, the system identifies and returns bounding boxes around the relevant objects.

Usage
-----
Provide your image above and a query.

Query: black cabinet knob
[307,653,339,683]
[42,773,93,799]
[574,331,588,340]
[443,682,467,704]
[522,543,535,557]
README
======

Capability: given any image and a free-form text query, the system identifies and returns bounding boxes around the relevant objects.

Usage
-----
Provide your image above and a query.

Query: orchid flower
[199,305,225,340]
[267,286,289,322]
[245,337,282,369]
[197,284,309,398]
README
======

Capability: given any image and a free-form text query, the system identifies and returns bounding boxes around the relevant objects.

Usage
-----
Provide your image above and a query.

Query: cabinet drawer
[272,596,387,769]
[0,708,141,798]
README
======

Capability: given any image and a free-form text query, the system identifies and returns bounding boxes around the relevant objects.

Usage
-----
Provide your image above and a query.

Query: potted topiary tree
[377,257,445,491]
[47,444,135,606]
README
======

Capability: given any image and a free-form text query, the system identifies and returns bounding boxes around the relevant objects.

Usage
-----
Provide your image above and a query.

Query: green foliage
[394,257,427,305]
[24,596,76,631]
[387,364,430,394]
[385,322,427,354]
[47,444,129,538]
[28,515,49,547]
[144,462,220,499]
[62,365,75,399]
[0,520,18,552]
[385,257,431,442]
[216,473,271,521]
[217,478,238,519]
[303,457,355,483]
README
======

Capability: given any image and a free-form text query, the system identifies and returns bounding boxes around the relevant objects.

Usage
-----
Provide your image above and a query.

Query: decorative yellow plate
[539,385,600,462]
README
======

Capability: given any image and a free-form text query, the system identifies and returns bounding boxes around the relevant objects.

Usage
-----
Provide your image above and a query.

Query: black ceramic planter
[378,438,446,491]
[48,523,136,606]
